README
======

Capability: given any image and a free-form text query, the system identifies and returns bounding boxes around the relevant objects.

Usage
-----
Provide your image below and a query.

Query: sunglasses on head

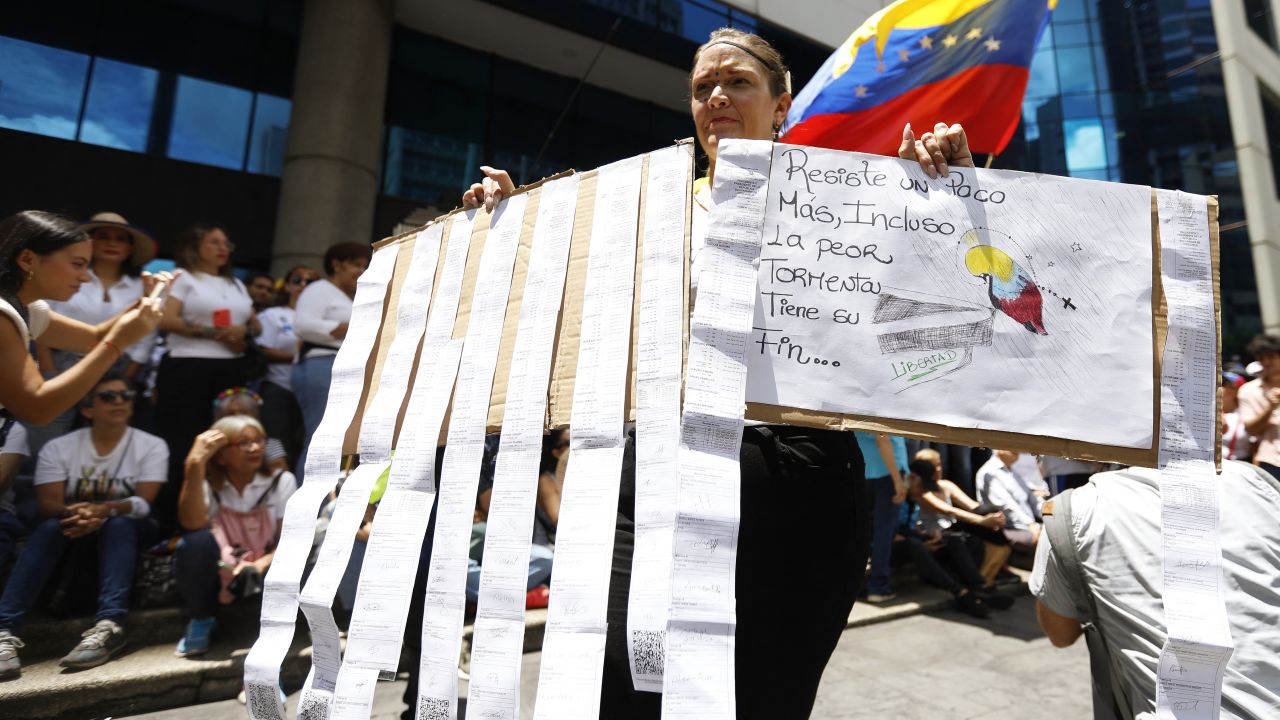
[289,275,317,286]
[95,390,135,404]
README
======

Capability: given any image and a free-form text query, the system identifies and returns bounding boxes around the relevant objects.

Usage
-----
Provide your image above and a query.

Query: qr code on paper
[246,683,285,720]
[296,693,331,720]
[417,695,451,720]
[631,629,666,676]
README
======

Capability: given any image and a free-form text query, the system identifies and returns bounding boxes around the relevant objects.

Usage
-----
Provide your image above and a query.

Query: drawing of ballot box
[872,291,996,393]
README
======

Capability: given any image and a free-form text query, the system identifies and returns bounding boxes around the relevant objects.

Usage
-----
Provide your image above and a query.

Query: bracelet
[99,339,122,359]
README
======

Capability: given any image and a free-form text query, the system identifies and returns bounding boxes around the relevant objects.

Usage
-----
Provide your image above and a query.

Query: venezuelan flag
[782,0,1054,156]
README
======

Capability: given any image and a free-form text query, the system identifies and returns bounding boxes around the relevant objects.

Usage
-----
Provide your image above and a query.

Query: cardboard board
[349,144,1219,468]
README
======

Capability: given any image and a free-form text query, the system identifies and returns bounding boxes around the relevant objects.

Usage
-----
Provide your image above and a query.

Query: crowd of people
[1,22,1277,720]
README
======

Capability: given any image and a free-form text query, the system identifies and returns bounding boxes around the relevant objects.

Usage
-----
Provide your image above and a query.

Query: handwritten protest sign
[741,140,1156,449]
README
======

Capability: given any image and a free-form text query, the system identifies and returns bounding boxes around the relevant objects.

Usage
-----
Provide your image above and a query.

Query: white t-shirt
[48,269,154,366]
[204,470,296,524]
[293,279,351,358]
[166,271,252,359]
[1,422,29,515]
[1031,463,1280,719]
[256,306,296,390]
[35,427,169,502]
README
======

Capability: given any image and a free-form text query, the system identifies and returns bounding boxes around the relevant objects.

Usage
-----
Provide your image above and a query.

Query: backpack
[1043,488,1133,720]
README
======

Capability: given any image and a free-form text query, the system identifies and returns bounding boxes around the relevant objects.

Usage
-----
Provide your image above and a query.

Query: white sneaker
[866,592,897,603]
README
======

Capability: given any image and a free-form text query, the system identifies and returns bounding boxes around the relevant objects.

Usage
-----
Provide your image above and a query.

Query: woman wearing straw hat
[26,212,161,456]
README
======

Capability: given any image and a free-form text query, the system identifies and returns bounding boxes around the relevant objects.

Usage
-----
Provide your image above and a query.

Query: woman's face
[286,268,319,303]
[332,257,369,289]
[690,44,790,163]
[91,226,133,267]
[218,426,266,476]
[197,228,233,269]
[21,239,92,301]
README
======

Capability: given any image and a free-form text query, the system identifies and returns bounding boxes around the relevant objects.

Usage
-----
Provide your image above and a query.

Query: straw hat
[79,212,157,268]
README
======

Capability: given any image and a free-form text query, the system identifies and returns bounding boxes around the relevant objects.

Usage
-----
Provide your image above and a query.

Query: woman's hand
[105,297,164,348]
[981,511,1005,531]
[462,166,516,212]
[186,429,228,467]
[140,270,179,299]
[898,122,974,178]
[215,324,247,352]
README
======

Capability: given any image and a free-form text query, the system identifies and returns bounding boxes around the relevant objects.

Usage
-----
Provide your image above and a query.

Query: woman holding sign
[464,28,972,719]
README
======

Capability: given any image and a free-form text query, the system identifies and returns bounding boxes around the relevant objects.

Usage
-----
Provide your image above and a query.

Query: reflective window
[168,75,253,170]
[1052,0,1088,22]
[1261,83,1280,198]
[384,126,483,206]
[1052,21,1091,47]
[679,0,730,44]
[1064,118,1107,172]
[1244,0,1277,51]
[80,58,158,152]
[1056,47,1096,94]
[247,93,291,176]
[1060,93,1100,119]
[0,35,88,140]
[1027,49,1059,97]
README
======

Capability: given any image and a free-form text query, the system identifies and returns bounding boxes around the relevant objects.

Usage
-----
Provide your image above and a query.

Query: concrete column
[271,0,393,276]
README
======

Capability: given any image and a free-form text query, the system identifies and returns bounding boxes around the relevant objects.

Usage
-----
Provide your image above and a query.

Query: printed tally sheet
[625,145,691,692]
[466,175,580,719]
[1153,190,1234,719]
[534,156,643,719]
[296,225,443,719]
[660,141,768,719]
[244,245,398,720]
[417,194,529,720]
[332,212,476,714]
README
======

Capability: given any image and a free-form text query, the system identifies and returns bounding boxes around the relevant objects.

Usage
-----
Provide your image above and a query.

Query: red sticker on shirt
[212,308,231,328]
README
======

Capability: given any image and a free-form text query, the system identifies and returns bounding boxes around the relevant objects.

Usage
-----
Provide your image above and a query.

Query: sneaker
[60,619,126,670]
[0,630,24,680]
[956,591,991,619]
[976,590,1015,611]
[865,592,897,603]
[176,617,217,657]
[994,568,1022,586]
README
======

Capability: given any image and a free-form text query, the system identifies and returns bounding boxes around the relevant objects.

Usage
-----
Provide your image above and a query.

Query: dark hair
[248,271,273,285]
[1246,334,1280,358]
[909,458,940,492]
[173,223,233,278]
[691,28,790,98]
[80,371,130,408]
[323,242,372,276]
[0,211,89,313]
[540,428,569,476]
[284,264,316,284]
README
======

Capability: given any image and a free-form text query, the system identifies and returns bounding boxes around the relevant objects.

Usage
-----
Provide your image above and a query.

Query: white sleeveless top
[0,298,50,413]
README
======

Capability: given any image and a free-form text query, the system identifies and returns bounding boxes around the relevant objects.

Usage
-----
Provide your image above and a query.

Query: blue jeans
[174,528,222,620]
[293,353,336,483]
[465,543,554,601]
[0,516,153,631]
[865,475,901,596]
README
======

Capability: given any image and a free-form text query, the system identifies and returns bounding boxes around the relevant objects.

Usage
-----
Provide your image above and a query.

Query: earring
[772,122,781,140]
[25,268,34,281]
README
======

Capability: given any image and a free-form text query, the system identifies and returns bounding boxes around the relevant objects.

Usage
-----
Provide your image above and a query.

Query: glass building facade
[999,0,1258,350]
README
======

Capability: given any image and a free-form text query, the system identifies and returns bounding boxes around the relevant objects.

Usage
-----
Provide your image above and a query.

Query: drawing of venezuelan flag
[782,0,1054,156]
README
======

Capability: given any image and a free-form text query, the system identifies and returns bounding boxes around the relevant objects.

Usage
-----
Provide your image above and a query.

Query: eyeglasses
[233,438,265,451]
[289,276,317,286]
[95,390,136,404]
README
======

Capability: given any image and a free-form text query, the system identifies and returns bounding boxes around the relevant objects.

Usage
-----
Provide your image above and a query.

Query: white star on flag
[984,37,1001,51]
[876,60,887,72]
[855,85,868,97]
[942,34,958,47]
[920,36,933,50]
[898,49,910,61]
[966,27,983,40]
